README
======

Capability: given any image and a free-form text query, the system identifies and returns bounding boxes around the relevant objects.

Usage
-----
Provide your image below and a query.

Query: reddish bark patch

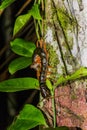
[41,84,87,130]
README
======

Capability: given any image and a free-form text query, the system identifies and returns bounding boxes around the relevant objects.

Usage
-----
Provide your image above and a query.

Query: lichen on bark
[45,0,80,76]
[39,0,87,130]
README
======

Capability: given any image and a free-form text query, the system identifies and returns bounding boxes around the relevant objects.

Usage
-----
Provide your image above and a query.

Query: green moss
[71,89,77,100]
[56,7,77,53]
[68,37,73,49]
[71,93,77,100]
[61,66,66,75]
[57,7,77,31]
[47,44,59,67]
[64,52,73,65]
[46,44,59,82]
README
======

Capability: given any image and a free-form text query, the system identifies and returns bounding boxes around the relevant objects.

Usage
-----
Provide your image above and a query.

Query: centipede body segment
[31,39,50,98]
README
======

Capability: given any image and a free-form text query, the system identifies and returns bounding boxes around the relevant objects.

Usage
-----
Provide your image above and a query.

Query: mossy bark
[39,0,87,130]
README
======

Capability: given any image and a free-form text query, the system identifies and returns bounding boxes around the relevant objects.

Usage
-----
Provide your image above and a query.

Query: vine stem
[51,88,56,128]
[34,20,40,40]
[16,0,32,16]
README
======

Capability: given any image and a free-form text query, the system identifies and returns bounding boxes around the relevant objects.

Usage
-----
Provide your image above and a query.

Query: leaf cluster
[0,1,45,130]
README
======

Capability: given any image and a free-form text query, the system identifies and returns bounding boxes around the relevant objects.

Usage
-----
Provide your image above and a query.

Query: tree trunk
[39,0,87,130]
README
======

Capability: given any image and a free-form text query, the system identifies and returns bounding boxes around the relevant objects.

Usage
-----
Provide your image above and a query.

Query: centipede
[31,39,50,98]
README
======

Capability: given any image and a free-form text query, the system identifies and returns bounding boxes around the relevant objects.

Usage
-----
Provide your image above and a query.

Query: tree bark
[39,0,87,130]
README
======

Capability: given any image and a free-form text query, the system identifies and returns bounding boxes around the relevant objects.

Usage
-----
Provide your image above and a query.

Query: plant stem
[34,20,40,39]
[16,0,32,16]
[51,88,56,128]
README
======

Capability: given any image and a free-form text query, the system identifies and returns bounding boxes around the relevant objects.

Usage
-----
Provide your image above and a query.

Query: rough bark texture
[39,0,87,130]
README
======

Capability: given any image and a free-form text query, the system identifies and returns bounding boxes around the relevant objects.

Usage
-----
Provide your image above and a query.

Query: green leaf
[0,78,39,92]
[13,13,31,35]
[46,79,53,91]
[0,0,16,12]
[8,104,46,130]
[55,67,87,87]
[9,57,32,75]
[13,4,41,35]
[29,4,42,20]
[10,38,36,57]
[70,67,87,79]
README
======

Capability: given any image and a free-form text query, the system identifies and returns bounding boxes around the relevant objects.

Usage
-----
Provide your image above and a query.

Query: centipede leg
[40,84,50,98]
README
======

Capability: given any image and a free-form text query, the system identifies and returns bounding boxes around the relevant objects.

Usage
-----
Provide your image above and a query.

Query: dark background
[0,0,39,129]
